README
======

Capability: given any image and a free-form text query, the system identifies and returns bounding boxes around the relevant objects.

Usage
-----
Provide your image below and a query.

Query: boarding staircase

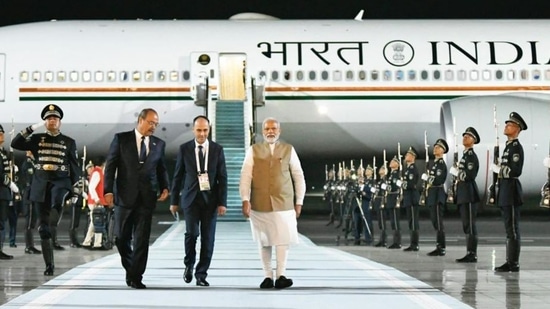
[213,101,246,221]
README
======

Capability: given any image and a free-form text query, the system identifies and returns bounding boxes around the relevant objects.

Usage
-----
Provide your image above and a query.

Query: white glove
[449,166,459,177]
[421,173,429,181]
[13,165,19,173]
[31,121,44,131]
[543,157,550,168]
[71,196,78,204]
[370,187,376,193]
[396,179,403,187]
[82,192,88,199]
[491,164,501,174]
[381,183,387,190]
[9,182,19,194]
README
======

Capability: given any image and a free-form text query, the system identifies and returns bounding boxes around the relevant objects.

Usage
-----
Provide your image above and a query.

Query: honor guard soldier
[386,157,402,249]
[451,127,481,263]
[11,104,81,275]
[353,166,374,245]
[492,112,527,272]
[402,147,420,252]
[1,124,19,259]
[422,138,448,256]
[323,167,338,226]
[21,151,41,254]
[373,166,388,247]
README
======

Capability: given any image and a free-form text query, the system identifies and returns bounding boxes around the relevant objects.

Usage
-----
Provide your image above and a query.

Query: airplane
[1,15,550,203]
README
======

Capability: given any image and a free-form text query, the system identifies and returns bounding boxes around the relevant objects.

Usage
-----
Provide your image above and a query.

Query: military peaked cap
[462,127,480,144]
[41,104,63,120]
[434,138,449,154]
[505,112,527,131]
[406,146,418,157]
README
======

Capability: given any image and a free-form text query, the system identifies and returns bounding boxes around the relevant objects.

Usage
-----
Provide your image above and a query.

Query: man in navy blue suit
[170,115,227,287]
[104,108,170,289]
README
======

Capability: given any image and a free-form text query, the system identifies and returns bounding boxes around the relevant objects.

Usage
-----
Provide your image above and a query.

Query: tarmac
[1,207,550,309]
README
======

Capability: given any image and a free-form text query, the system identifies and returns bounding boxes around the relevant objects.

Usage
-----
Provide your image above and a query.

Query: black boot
[495,239,520,272]
[404,231,419,251]
[428,231,446,256]
[375,230,387,247]
[326,212,335,226]
[0,241,14,259]
[51,226,65,250]
[388,230,401,249]
[457,235,478,263]
[41,239,55,276]
[69,229,82,248]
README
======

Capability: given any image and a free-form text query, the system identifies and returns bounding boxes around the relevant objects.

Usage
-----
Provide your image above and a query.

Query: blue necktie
[139,136,147,163]
[198,145,205,173]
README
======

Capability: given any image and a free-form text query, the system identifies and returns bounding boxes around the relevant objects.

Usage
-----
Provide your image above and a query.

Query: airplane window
[32,71,41,82]
[57,71,66,82]
[107,71,116,82]
[169,71,178,81]
[346,70,354,81]
[144,71,153,82]
[433,70,441,80]
[70,71,79,82]
[296,71,304,81]
[383,70,391,81]
[95,71,104,82]
[520,70,528,80]
[407,70,416,81]
[82,71,91,82]
[284,71,291,81]
[545,70,550,80]
[19,71,29,82]
[259,71,266,79]
[210,69,215,79]
[157,71,166,81]
[271,71,279,81]
[308,71,316,81]
[333,70,342,81]
[507,70,516,80]
[182,71,190,81]
[458,70,466,81]
[120,71,129,82]
[495,70,503,80]
[533,70,541,80]
[482,70,491,81]
[470,70,479,81]
[371,70,379,81]
[396,70,404,81]
[132,71,141,82]
[420,70,428,80]
[45,71,54,82]
[321,70,329,81]
[358,70,366,81]
[444,70,453,81]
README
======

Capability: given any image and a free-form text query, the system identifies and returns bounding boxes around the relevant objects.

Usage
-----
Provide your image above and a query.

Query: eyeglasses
[146,120,159,128]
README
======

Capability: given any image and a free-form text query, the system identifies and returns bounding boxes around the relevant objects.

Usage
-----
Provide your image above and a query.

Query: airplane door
[0,53,5,102]
[219,53,246,101]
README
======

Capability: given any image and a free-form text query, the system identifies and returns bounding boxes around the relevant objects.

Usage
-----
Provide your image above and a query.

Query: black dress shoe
[196,278,209,287]
[260,278,274,289]
[9,243,17,248]
[374,242,386,247]
[183,267,193,283]
[403,245,419,252]
[44,264,55,276]
[353,239,361,245]
[388,243,402,249]
[131,281,147,289]
[274,275,293,289]
[0,251,14,260]
[25,247,42,254]
[53,243,65,251]
[456,253,478,263]
[494,262,519,272]
[427,247,446,256]
[70,243,82,248]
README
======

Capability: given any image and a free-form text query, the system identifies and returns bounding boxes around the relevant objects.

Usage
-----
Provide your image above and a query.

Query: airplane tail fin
[354,10,365,21]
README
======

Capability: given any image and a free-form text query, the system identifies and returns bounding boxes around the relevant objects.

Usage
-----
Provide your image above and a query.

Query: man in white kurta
[240,117,306,289]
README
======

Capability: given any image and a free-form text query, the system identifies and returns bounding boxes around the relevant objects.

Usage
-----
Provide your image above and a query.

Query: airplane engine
[440,93,550,197]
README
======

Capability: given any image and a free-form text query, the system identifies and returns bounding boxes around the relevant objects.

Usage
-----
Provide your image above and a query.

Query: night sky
[1,0,549,27]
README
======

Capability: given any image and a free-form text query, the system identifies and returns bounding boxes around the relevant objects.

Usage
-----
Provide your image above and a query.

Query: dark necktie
[198,145,205,173]
[139,136,147,163]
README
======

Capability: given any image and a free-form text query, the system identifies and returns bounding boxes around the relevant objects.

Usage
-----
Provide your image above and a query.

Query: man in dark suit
[104,108,170,289]
[170,115,227,287]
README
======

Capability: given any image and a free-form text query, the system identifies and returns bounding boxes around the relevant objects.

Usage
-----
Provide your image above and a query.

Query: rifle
[447,117,458,204]
[9,117,21,201]
[419,131,429,206]
[487,105,499,206]
[381,149,388,209]
[540,141,550,208]
[81,146,87,210]
[369,156,377,210]
[396,142,403,208]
